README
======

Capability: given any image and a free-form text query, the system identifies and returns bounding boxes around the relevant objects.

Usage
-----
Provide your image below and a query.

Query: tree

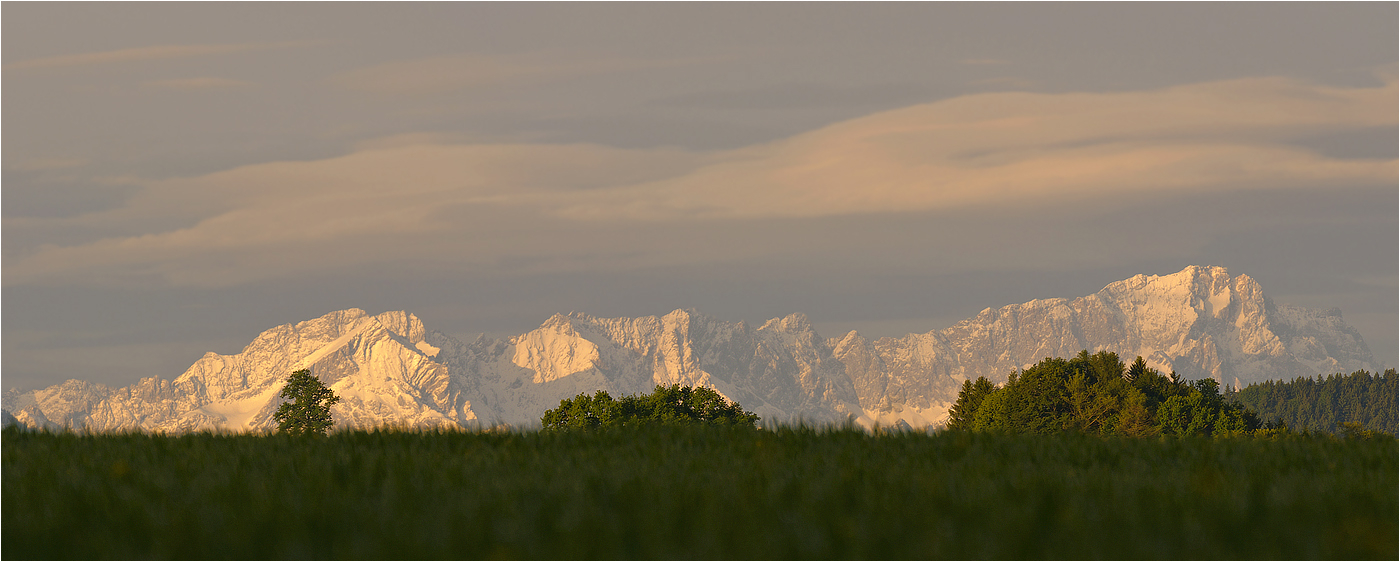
[635,384,761,427]
[274,369,341,436]
[541,385,760,430]
[1125,356,1150,383]
[1156,393,1216,437]
[947,350,1264,438]
[946,377,996,431]
[540,390,621,430]
[1234,369,1398,436]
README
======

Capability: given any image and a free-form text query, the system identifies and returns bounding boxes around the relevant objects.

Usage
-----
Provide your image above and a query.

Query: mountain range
[3,266,1379,432]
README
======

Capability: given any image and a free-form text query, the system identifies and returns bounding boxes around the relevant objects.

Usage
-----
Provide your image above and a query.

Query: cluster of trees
[1230,369,1397,436]
[541,384,760,430]
[947,351,1270,437]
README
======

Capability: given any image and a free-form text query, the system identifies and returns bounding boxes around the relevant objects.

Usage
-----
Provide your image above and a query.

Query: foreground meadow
[3,425,1395,559]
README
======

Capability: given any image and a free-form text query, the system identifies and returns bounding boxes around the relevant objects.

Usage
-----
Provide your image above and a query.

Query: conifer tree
[1126,356,1150,383]
[947,377,996,431]
[274,369,341,436]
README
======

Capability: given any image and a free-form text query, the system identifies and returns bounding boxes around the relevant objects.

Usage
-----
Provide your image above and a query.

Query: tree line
[949,350,1399,438]
[541,384,760,430]
[947,351,1271,437]
[1229,369,1397,436]
[271,360,1396,437]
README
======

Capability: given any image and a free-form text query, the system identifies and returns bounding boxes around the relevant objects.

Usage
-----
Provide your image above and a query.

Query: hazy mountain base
[3,425,1394,560]
[2,265,1379,433]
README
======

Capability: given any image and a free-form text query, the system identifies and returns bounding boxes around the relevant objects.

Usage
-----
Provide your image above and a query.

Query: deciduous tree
[541,385,759,430]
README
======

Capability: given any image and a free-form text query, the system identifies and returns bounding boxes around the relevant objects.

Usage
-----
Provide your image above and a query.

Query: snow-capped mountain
[3,266,1379,432]
[4,310,474,433]
[835,265,1378,427]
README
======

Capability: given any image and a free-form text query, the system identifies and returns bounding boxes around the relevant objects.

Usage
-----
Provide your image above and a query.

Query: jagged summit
[759,312,814,333]
[3,266,1377,432]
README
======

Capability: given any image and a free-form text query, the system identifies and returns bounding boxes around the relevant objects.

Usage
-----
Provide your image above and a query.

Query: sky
[4,3,1397,393]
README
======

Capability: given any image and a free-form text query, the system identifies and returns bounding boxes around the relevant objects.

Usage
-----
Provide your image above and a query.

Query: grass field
[3,425,1395,560]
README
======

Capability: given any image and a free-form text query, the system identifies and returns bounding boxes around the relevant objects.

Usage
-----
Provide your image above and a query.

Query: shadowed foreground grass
[3,425,1395,559]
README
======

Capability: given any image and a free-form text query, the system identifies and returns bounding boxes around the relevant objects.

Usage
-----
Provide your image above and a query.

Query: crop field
[3,425,1395,560]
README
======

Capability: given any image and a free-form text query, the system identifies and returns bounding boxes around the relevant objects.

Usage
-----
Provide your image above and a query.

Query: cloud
[969,77,1038,90]
[5,157,87,172]
[143,77,254,91]
[557,76,1397,220]
[3,41,313,71]
[4,143,708,287]
[331,54,550,95]
[6,76,1394,288]
[650,82,936,111]
[331,52,718,96]
[352,132,483,151]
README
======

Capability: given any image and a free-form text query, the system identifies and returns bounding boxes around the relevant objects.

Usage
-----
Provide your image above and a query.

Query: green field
[3,425,1395,560]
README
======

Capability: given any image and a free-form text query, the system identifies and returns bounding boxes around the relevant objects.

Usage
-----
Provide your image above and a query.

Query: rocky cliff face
[3,266,1378,432]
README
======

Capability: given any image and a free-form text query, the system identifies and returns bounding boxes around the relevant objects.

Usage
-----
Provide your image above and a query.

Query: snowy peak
[374,310,429,343]
[831,330,866,356]
[286,310,469,430]
[832,265,1378,429]
[5,308,477,433]
[1098,265,1242,328]
[511,313,604,384]
[2,379,112,430]
[1076,265,1368,384]
[759,312,814,334]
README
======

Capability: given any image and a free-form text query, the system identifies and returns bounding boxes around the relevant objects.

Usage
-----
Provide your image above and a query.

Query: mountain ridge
[3,266,1379,432]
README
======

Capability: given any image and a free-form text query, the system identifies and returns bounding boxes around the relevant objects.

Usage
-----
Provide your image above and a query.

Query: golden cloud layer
[6,76,1395,287]
[561,76,1395,220]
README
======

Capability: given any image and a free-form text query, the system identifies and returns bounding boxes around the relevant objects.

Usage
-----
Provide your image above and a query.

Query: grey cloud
[143,77,255,91]
[1,171,138,219]
[650,82,940,111]
[5,157,87,172]
[3,41,313,71]
[330,52,726,98]
[1288,126,1400,160]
